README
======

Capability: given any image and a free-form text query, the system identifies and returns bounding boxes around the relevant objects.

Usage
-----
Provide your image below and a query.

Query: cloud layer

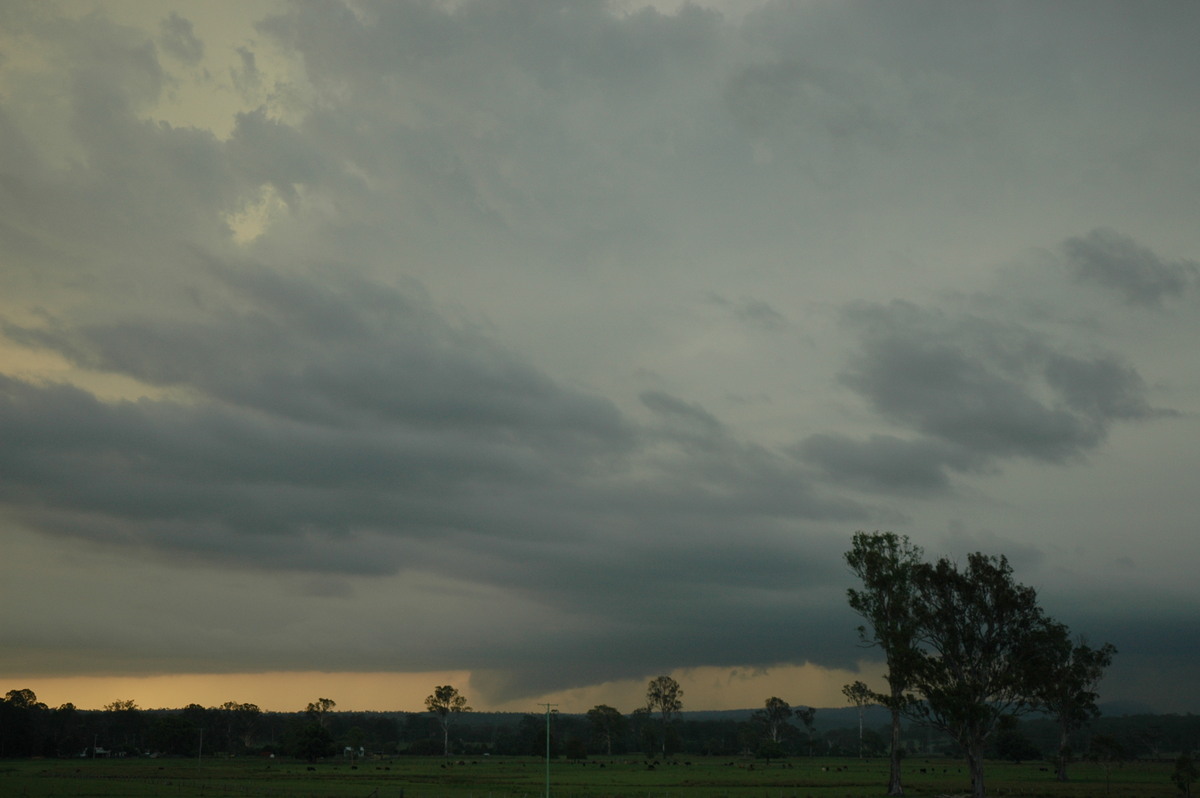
[1,0,1199,711]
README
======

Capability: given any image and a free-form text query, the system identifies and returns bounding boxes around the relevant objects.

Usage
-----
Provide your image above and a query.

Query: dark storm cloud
[839,300,1161,461]
[796,296,1171,493]
[1063,227,1198,307]
[793,433,985,496]
[635,390,866,522]
[7,262,628,449]
[471,592,862,702]
[1043,351,1165,421]
[2,254,867,595]
[0,262,647,571]
[3,0,1198,711]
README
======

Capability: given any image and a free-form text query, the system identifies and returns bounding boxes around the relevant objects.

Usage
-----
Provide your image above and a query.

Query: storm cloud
[1,0,1198,712]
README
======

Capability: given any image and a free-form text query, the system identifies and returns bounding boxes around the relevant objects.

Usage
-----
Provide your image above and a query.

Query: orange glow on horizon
[7,671,471,713]
[4,662,887,714]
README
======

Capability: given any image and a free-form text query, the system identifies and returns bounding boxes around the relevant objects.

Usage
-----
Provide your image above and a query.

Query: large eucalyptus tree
[906,553,1053,798]
[846,531,924,796]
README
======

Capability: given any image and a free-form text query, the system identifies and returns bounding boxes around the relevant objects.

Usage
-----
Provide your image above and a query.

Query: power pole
[541,703,558,798]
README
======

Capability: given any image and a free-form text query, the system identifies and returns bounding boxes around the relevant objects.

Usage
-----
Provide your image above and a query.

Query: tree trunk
[967,745,986,798]
[857,706,863,759]
[1055,723,1070,781]
[887,704,904,796]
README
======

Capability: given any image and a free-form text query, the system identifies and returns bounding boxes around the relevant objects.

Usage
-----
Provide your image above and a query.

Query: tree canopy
[425,685,471,756]
[846,531,924,795]
[847,534,1115,798]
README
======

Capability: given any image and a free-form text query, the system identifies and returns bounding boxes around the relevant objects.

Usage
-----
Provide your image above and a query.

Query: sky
[1,0,1199,715]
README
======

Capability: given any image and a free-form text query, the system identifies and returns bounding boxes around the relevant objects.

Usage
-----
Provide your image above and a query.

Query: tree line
[3,531,1188,798]
[3,683,1195,764]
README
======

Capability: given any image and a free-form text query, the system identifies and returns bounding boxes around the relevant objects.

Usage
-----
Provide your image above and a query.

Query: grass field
[0,755,1177,798]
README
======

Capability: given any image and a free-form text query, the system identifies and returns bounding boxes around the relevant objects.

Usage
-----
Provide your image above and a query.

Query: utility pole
[541,703,558,798]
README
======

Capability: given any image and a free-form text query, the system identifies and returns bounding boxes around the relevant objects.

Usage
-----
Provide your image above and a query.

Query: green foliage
[906,553,1053,798]
[845,532,924,702]
[846,535,1116,798]
[846,530,923,795]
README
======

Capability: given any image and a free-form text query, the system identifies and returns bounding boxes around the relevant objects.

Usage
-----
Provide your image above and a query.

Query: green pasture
[0,755,1176,798]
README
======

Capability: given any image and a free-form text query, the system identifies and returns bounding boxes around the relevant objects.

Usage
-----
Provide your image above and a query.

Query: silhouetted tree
[218,701,262,752]
[906,553,1053,798]
[1,689,48,756]
[4,689,44,710]
[49,703,85,757]
[794,706,816,755]
[425,685,470,756]
[1031,626,1116,781]
[842,681,875,758]
[847,531,923,795]
[752,697,794,745]
[305,697,336,729]
[150,712,199,756]
[102,699,145,753]
[586,704,625,755]
[646,676,683,757]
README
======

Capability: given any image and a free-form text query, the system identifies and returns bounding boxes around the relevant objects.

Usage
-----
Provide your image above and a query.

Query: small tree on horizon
[842,681,875,759]
[793,706,816,756]
[645,676,683,757]
[586,704,625,755]
[752,696,794,746]
[425,685,471,756]
[305,698,336,729]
